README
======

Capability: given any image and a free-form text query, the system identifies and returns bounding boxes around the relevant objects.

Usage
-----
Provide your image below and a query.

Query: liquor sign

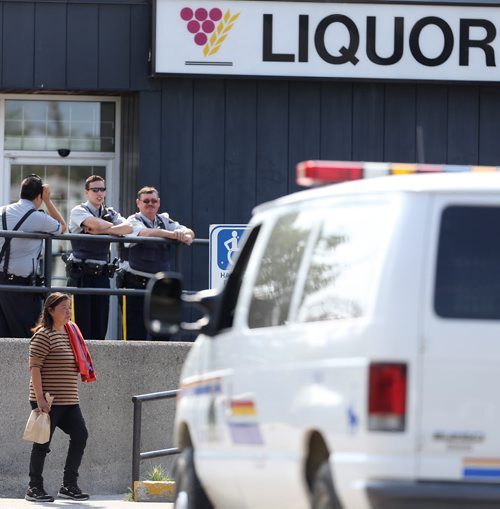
[154,0,500,81]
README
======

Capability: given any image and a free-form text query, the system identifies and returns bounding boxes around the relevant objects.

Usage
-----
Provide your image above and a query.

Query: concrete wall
[0,339,191,498]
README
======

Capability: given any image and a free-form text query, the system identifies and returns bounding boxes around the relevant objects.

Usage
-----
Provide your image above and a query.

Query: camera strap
[0,207,37,275]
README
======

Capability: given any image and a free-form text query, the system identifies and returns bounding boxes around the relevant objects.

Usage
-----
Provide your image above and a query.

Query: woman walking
[25,292,95,503]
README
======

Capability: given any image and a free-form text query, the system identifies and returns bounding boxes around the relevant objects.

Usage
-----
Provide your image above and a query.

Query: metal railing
[0,230,208,297]
[131,389,180,487]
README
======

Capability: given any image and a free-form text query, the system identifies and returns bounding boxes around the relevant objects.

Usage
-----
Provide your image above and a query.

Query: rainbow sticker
[463,458,500,478]
[228,399,263,445]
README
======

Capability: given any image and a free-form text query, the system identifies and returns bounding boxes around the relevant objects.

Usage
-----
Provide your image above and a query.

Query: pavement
[0,495,173,509]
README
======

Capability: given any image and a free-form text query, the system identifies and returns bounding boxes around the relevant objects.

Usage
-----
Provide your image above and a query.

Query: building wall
[141,80,500,290]
[2,0,500,291]
[0,0,151,91]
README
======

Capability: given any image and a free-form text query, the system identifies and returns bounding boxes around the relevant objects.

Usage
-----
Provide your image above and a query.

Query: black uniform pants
[28,402,88,489]
[0,277,41,338]
[69,273,110,340]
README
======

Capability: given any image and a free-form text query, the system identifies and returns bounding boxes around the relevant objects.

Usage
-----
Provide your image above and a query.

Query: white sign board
[154,0,500,81]
[209,224,249,289]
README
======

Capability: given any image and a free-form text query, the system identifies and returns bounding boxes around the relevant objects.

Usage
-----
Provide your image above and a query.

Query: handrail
[131,389,180,487]
[0,230,208,297]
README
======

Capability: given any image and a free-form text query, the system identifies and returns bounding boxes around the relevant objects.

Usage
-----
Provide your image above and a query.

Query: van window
[435,206,500,319]
[248,211,312,328]
[297,201,394,322]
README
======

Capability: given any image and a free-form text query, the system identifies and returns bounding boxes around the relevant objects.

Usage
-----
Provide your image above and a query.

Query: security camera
[57,148,71,158]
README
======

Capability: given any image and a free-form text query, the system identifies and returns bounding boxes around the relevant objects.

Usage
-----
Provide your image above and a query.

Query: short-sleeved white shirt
[0,199,62,277]
[69,201,127,233]
[121,212,183,277]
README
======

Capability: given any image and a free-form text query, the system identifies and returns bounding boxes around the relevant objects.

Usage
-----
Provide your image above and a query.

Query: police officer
[0,174,66,338]
[67,175,132,340]
[119,186,194,340]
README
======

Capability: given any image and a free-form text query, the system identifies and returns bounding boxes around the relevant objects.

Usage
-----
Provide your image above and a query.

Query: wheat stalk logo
[203,10,240,57]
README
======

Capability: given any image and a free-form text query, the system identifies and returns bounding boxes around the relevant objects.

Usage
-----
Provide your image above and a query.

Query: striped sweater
[29,327,79,405]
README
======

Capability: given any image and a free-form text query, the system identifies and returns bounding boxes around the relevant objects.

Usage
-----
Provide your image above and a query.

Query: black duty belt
[122,271,151,289]
[0,272,35,285]
[66,260,116,278]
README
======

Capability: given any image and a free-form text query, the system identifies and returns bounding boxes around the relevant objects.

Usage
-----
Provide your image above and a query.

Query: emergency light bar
[296,160,500,187]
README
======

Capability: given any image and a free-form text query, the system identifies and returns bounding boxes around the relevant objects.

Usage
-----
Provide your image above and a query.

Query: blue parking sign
[217,228,245,270]
[209,224,249,289]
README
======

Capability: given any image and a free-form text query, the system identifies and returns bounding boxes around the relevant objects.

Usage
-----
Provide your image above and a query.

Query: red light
[368,363,407,432]
[297,160,363,187]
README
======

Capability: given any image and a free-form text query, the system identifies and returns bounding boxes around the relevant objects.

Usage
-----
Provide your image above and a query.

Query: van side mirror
[144,272,222,337]
[144,273,183,336]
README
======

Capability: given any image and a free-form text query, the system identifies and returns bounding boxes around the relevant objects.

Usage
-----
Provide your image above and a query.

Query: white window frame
[0,93,121,207]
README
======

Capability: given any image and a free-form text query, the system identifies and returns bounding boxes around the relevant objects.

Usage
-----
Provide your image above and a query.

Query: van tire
[311,461,342,509]
[174,447,213,509]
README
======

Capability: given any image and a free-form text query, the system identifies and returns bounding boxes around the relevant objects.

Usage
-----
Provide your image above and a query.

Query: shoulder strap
[0,207,37,274]
[83,204,98,217]
[137,213,155,229]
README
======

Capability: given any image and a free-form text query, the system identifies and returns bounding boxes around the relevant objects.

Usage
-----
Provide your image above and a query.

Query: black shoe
[25,486,54,502]
[58,484,90,501]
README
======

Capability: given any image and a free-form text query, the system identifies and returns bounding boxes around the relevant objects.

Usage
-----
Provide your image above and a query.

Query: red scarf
[65,321,96,382]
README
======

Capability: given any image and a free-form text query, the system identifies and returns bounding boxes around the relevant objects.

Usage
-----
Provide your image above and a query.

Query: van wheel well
[304,431,330,492]
[177,423,193,450]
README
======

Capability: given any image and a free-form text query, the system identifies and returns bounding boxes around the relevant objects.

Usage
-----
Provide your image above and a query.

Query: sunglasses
[140,198,159,205]
[88,187,106,193]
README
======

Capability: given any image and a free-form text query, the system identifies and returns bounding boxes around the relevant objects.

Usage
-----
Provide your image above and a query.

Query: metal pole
[131,398,142,488]
[44,237,52,289]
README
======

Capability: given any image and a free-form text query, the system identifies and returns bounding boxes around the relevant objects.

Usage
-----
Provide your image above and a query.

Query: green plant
[125,486,134,502]
[146,464,172,482]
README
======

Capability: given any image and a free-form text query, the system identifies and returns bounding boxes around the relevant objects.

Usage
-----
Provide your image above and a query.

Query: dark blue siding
[384,84,416,163]
[162,78,195,289]
[34,3,66,89]
[67,4,99,89]
[225,79,257,223]
[448,86,479,165]
[99,4,131,89]
[479,86,500,165]
[3,2,35,87]
[320,82,353,161]
[416,85,448,163]
[2,0,500,295]
[256,81,289,204]
[289,81,321,193]
[352,83,384,161]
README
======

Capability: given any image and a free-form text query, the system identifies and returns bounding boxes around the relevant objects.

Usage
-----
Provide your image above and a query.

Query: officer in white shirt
[118,186,194,340]
[66,175,132,340]
[0,174,66,337]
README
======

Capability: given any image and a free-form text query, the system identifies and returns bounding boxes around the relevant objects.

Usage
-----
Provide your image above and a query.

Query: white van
[147,162,500,509]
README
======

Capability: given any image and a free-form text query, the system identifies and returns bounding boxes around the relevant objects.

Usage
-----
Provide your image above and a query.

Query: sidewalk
[0,495,174,509]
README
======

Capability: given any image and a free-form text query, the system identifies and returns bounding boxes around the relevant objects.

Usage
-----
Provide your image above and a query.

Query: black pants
[0,279,41,338]
[28,402,88,489]
[120,275,173,341]
[121,279,150,341]
[69,273,110,340]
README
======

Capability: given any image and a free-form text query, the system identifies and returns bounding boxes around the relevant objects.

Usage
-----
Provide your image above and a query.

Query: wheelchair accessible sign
[209,224,249,289]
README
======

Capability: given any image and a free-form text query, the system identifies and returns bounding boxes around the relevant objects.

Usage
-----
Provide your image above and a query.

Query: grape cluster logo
[180,7,240,57]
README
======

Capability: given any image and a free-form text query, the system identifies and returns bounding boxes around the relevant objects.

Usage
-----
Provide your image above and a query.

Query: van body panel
[171,174,500,509]
[419,193,500,483]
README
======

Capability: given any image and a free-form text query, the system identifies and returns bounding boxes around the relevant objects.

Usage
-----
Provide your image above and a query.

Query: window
[248,212,312,329]
[435,206,500,319]
[5,100,115,152]
[297,200,395,322]
[218,226,261,331]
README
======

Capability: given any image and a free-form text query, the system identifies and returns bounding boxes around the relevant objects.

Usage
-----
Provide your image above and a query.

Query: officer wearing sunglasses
[117,186,194,340]
[66,175,132,339]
